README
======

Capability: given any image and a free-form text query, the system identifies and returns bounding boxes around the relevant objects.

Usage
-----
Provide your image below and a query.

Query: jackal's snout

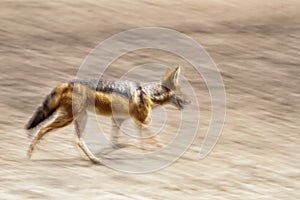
[173,95,191,110]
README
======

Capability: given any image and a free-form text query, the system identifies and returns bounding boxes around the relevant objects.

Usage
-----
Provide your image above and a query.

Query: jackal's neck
[142,82,175,105]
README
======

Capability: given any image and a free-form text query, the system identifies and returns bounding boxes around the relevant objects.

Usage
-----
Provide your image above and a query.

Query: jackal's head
[161,66,191,109]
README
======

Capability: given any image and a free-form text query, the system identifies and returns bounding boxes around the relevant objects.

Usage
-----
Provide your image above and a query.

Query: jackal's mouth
[173,96,191,110]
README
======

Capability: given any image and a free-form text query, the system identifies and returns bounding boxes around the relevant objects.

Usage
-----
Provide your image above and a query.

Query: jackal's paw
[27,146,33,160]
[90,158,101,164]
[88,156,102,164]
[139,145,147,151]
[145,136,163,147]
[154,142,164,148]
[112,143,128,149]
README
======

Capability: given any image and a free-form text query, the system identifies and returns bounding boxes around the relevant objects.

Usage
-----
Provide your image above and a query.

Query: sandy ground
[0,0,299,199]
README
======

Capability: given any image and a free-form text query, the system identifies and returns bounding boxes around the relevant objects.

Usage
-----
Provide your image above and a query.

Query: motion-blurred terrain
[0,0,299,199]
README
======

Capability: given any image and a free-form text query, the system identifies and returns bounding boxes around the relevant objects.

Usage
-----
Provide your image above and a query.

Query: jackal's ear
[161,67,172,81]
[162,66,181,89]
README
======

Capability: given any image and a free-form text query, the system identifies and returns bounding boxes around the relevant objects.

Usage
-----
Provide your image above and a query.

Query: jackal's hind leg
[27,114,73,159]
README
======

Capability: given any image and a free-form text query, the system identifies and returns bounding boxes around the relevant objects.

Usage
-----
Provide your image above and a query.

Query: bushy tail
[26,86,64,129]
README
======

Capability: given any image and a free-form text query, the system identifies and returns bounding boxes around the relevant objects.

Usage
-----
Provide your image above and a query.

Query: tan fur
[27,84,152,162]
[26,66,190,163]
[129,88,153,126]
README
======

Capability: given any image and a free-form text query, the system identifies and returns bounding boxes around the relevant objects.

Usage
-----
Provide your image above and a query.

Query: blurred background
[0,0,299,199]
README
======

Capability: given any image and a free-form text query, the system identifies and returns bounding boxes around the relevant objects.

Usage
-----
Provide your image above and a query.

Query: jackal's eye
[50,91,56,98]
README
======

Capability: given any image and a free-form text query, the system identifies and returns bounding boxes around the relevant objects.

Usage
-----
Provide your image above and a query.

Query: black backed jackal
[26,66,190,163]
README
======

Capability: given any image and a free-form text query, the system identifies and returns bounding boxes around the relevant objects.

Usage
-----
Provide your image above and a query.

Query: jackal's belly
[93,91,130,117]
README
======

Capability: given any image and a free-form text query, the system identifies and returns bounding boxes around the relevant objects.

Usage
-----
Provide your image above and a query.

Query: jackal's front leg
[76,137,100,164]
[138,126,163,149]
[111,118,126,148]
[74,111,101,164]
[138,126,146,150]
